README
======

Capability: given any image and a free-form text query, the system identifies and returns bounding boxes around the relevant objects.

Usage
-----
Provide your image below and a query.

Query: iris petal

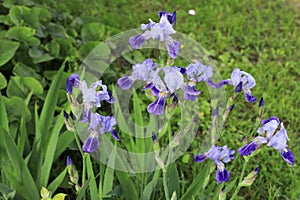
[82,134,99,153]
[238,141,258,156]
[216,168,230,183]
[280,149,294,165]
[117,76,134,90]
[184,85,200,101]
[194,154,207,162]
[147,96,166,115]
[110,129,120,141]
[166,40,181,59]
[129,34,146,49]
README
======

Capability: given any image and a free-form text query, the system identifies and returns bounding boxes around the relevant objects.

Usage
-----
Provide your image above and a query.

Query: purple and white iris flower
[66,74,120,153]
[117,59,157,90]
[207,68,257,103]
[129,11,181,59]
[66,73,80,95]
[183,59,213,101]
[238,116,294,165]
[80,80,115,110]
[82,112,120,153]
[118,59,185,115]
[194,145,235,183]
[230,68,257,103]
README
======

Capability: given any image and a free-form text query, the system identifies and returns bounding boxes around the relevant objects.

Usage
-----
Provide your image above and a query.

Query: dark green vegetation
[0,0,299,199]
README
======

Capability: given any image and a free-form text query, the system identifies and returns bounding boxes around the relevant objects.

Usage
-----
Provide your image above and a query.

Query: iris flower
[82,113,120,153]
[238,116,294,165]
[129,11,181,59]
[194,145,235,183]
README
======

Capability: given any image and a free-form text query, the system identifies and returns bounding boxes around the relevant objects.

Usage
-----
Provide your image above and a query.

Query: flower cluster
[66,74,120,153]
[117,58,214,115]
[238,116,294,165]
[129,11,180,59]
[65,10,296,187]
[194,145,235,183]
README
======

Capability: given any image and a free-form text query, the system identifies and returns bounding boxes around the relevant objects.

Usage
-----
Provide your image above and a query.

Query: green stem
[73,130,86,185]
[82,153,87,186]
[163,169,170,200]
[74,131,84,156]
[230,159,248,200]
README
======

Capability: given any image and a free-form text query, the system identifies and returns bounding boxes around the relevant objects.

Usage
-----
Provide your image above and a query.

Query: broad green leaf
[0,93,9,131]
[45,39,60,57]
[48,168,67,193]
[7,76,44,98]
[96,42,111,58]
[52,193,67,200]
[86,154,98,200]
[39,61,65,148]
[102,145,117,197]
[38,112,64,187]
[167,163,180,198]
[25,103,42,180]
[46,23,66,38]
[76,178,92,200]
[0,72,7,89]
[142,170,160,200]
[18,106,30,155]
[3,95,31,122]
[0,128,40,199]
[13,62,45,86]
[133,90,145,169]
[27,36,41,46]
[180,163,210,200]
[3,0,34,9]
[81,22,105,42]
[27,63,64,183]
[32,7,51,22]
[9,5,30,25]
[0,40,19,67]
[28,46,54,63]
[115,171,138,200]
[0,183,16,199]
[78,41,100,61]
[9,5,39,28]
[52,38,76,58]
[6,26,36,41]
[54,131,75,161]
[0,31,8,39]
